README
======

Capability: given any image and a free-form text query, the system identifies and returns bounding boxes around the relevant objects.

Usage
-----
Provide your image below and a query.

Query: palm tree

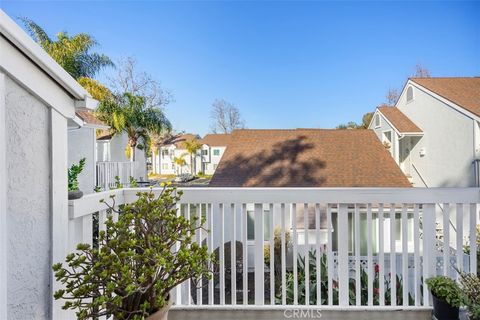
[173,154,187,174]
[183,139,202,175]
[96,93,171,161]
[21,18,113,80]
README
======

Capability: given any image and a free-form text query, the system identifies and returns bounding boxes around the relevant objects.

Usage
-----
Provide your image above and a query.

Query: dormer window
[406,86,414,103]
[374,114,381,128]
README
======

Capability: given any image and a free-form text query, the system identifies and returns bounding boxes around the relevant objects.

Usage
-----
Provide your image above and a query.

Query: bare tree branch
[109,57,173,109]
[210,99,245,134]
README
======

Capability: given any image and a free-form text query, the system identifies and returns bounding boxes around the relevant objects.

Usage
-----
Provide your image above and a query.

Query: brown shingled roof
[411,77,480,117]
[378,106,422,133]
[163,134,200,149]
[210,129,411,187]
[76,110,107,127]
[200,134,231,147]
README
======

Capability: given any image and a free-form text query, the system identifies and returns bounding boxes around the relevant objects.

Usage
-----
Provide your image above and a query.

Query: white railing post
[0,72,7,320]
[254,203,264,305]
[470,203,477,274]
[338,203,349,306]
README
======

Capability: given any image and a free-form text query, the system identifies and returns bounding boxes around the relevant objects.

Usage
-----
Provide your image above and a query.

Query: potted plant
[425,276,463,320]
[457,271,480,320]
[68,158,86,200]
[53,185,213,319]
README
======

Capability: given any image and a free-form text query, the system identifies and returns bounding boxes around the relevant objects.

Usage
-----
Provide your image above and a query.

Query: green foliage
[457,271,480,319]
[96,93,171,161]
[21,18,113,80]
[184,139,202,174]
[68,158,86,191]
[22,18,113,79]
[109,176,123,190]
[53,186,213,319]
[336,112,373,130]
[281,249,415,306]
[129,176,138,188]
[93,186,101,193]
[425,276,463,308]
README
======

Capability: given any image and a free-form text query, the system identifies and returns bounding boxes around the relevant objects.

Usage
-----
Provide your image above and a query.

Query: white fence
[96,161,139,190]
[64,187,479,313]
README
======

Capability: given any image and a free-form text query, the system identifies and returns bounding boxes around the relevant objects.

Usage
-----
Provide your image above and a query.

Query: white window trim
[406,86,414,104]
[374,113,381,128]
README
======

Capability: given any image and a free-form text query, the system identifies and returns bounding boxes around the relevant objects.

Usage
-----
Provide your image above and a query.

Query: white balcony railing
[64,187,479,314]
[96,161,139,190]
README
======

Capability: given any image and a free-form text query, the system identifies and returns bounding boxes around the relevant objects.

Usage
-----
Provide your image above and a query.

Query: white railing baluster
[413,204,421,306]
[315,203,321,306]
[456,204,464,275]
[401,204,408,306]
[327,204,333,306]
[175,203,182,306]
[219,203,225,305]
[389,203,396,306]
[304,203,309,306]
[338,203,349,306]
[423,204,436,306]
[367,203,373,306]
[208,203,214,305]
[254,203,264,305]
[269,203,274,305]
[378,204,385,306]
[231,203,237,305]
[185,204,191,306]
[82,214,92,247]
[242,203,248,305]
[443,203,450,277]
[354,204,360,306]
[196,204,202,306]
[292,203,298,305]
[281,203,287,306]
[470,203,477,274]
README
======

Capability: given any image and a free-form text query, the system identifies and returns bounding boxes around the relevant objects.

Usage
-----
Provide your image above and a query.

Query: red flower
[374,264,380,273]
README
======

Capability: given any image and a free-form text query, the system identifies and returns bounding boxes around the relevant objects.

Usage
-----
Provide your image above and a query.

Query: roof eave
[0,10,96,105]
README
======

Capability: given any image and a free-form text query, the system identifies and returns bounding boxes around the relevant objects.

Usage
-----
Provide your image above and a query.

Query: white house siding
[5,76,51,319]
[398,84,475,187]
[109,133,129,163]
[68,127,96,194]
[371,113,399,162]
[203,146,226,175]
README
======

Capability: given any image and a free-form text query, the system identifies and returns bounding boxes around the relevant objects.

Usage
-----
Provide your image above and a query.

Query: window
[162,163,168,170]
[213,149,220,156]
[201,149,208,156]
[374,114,381,127]
[406,86,414,102]
[161,149,169,157]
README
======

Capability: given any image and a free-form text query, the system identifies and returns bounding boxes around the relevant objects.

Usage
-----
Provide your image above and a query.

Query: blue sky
[2,1,479,135]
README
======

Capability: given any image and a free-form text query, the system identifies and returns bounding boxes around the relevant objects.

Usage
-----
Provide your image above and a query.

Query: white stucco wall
[68,127,96,194]
[109,133,129,162]
[397,84,475,187]
[5,75,51,319]
[203,146,226,175]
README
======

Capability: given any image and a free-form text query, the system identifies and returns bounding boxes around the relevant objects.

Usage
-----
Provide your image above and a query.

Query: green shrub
[53,186,213,319]
[68,158,85,191]
[425,276,463,307]
[457,271,480,319]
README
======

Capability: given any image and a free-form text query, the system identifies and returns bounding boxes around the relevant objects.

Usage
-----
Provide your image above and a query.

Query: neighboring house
[369,77,480,187]
[209,129,411,264]
[152,133,231,176]
[0,10,96,319]
[68,110,108,194]
[154,134,200,175]
[199,134,231,175]
[96,130,148,188]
